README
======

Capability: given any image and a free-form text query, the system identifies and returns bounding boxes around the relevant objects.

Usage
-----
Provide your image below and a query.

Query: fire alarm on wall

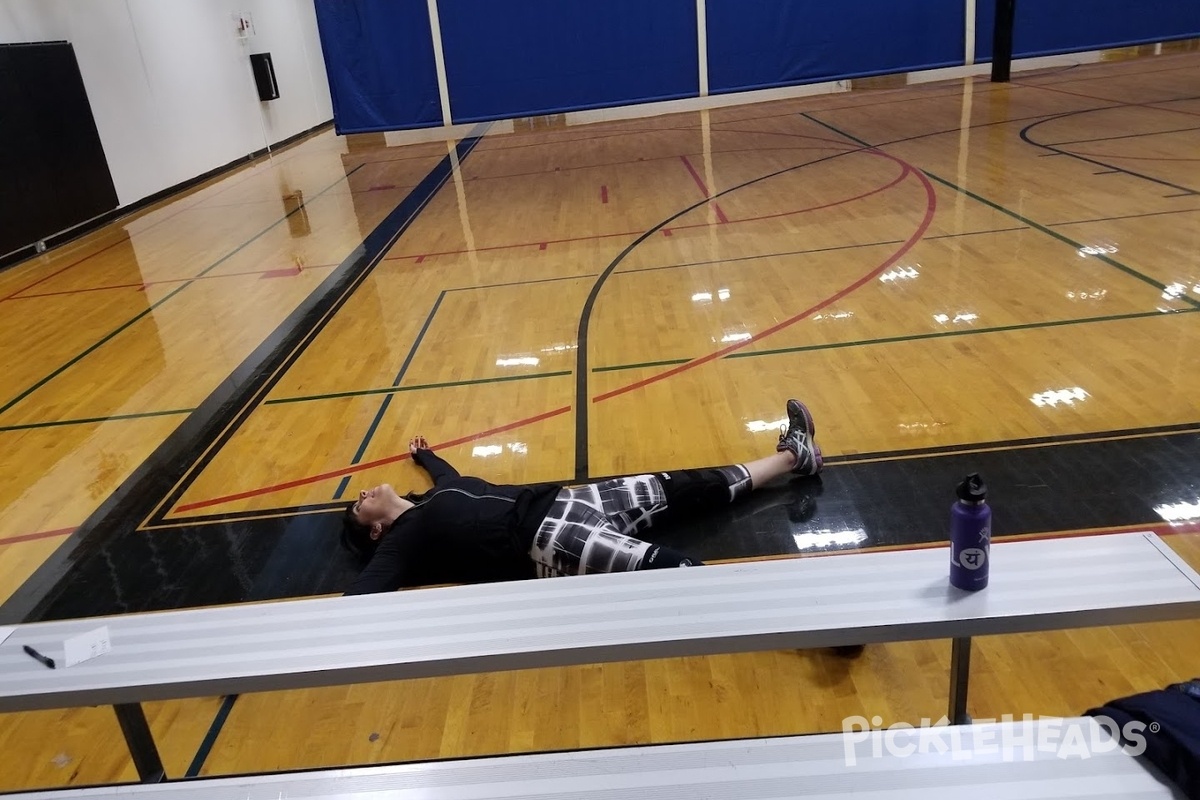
[233,11,255,40]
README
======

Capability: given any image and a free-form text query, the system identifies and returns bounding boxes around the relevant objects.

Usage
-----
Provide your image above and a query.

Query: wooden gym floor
[0,47,1198,789]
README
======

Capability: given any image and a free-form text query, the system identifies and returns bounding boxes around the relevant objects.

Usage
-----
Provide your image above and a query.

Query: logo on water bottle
[957,547,987,570]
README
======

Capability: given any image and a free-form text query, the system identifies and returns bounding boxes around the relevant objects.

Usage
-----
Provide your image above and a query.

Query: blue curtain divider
[976,0,1200,63]
[314,0,443,134]
[438,0,699,124]
[707,0,965,95]
[313,0,1197,133]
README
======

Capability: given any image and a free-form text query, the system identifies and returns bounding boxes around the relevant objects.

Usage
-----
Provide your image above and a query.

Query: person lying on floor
[341,399,822,595]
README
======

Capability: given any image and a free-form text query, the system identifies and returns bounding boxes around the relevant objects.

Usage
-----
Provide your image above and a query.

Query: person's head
[341,484,407,559]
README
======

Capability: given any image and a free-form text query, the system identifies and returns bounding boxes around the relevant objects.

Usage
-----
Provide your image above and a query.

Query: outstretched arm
[410,435,460,485]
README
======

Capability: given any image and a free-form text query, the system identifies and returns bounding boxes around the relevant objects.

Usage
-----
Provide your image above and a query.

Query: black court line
[333,290,448,500]
[595,307,1199,374]
[185,695,239,777]
[1050,205,1200,227]
[0,166,362,418]
[1046,123,1200,147]
[573,142,888,481]
[823,420,1200,465]
[803,113,1200,311]
[146,418,1200,525]
[27,421,1200,619]
[0,125,490,625]
[1020,109,1200,196]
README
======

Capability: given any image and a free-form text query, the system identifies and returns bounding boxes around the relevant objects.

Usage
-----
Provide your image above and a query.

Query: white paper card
[63,626,112,668]
[0,626,15,647]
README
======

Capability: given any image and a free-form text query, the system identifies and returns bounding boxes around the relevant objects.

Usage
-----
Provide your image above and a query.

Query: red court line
[170,148,918,513]
[173,405,573,513]
[0,527,76,546]
[6,281,147,300]
[465,143,855,185]
[396,153,898,263]
[679,154,730,224]
[600,185,609,204]
[11,263,339,300]
[1,237,129,302]
[595,164,935,402]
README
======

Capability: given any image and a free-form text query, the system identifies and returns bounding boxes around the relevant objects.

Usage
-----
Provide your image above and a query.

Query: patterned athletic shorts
[529,474,670,577]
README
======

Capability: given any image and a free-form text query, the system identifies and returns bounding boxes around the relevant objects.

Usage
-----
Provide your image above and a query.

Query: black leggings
[528,465,751,577]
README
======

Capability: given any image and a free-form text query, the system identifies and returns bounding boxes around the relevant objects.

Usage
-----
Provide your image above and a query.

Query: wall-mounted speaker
[249,52,279,101]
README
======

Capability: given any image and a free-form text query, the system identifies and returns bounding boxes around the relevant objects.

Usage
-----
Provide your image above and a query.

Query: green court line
[264,369,572,406]
[593,308,1199,374]
[0,166,365,418]
[594,358,689,373]
[14,312,1190,423]
[922,170,1200,310]
[0,407,195,432]
[801,112,1200,311]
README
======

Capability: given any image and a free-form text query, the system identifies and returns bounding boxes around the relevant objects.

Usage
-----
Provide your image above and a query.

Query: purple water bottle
[950,473,991,591]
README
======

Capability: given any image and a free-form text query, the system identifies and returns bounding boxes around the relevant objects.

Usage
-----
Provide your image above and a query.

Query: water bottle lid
[956,473,987,502]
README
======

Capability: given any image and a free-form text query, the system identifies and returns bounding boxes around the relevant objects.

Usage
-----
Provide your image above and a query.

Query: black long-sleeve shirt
[344,449,560,595]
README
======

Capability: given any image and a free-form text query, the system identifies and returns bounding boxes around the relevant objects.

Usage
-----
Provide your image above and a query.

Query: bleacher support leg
[948,637,972,725]
[113,703,167,783]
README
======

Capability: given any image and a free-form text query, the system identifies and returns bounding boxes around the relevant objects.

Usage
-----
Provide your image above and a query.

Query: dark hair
[341,504,379,561]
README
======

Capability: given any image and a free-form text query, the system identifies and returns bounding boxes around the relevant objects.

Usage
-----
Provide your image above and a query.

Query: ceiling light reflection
[692,288,732,303]
[1162,283,1188,301]
[721,332,752,343]
[880,265,920,283]
[812,311,854,322]
[1154,499,1200,522]
[496,356,539,367]
[1030,387,1089,407]
[933,312,978,325]
[793,529,868,551]
[746,417,787,433]
[472,442,528,458]
[1078,244,1118,257]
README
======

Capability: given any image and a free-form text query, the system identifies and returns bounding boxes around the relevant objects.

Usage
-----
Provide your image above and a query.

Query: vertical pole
[426,0,454,126]
[948,637,973,724]
[991,0,1016,82]
[113,703,166,783]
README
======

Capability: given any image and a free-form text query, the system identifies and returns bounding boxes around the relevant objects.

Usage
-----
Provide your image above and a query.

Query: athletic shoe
[777,398,823,476]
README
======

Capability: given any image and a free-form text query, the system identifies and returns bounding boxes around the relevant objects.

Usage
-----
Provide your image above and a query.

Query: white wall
[0,0,333,208]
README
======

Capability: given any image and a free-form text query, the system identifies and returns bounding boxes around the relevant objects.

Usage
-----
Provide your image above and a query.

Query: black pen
[23,645,55,670]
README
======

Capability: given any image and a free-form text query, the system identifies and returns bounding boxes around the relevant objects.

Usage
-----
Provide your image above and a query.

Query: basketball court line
[1020,110,1200,195]
[1046,123,1200,147]
[331,288,451,500]
[2,197,1191,438]
[9,262,341,301]
[0,129,346,300]
[399,104,1200,269]
[3,300,1188,440]
[1,130,490,624]
[572,144,937,477]
[11,68,1200,609]
[165,92,1200,507]
[598,307,1200,373]
[0,166,365,417]
[1014,81,1200,118]
[804,112,1200,309]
